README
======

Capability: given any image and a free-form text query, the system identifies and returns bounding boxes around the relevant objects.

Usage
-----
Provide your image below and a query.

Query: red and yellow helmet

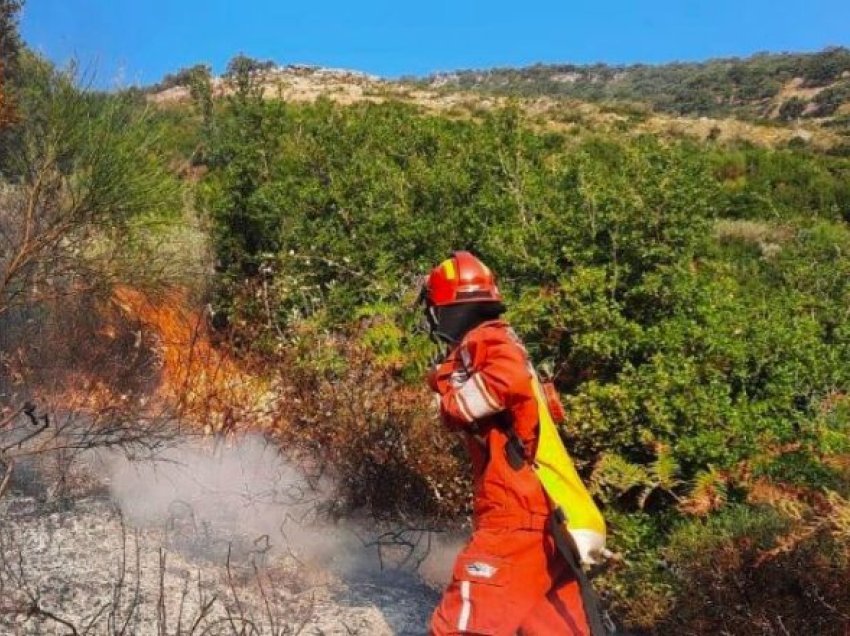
[423,251,502,307]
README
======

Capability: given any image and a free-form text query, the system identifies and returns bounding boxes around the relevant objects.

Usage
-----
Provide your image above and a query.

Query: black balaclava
[428,301,506,345]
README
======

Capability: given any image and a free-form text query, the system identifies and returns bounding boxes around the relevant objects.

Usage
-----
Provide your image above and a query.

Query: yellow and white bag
[529,372,607,566]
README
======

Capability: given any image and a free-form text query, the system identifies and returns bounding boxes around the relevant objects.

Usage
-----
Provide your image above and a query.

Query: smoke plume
[99,434,463,584]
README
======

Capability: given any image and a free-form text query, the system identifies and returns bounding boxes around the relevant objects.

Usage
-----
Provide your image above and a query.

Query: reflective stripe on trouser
[458,581,471,631]
[429,527,589,636]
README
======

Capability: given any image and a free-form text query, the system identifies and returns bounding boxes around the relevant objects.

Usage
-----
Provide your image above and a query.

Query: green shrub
[192,94,850,632]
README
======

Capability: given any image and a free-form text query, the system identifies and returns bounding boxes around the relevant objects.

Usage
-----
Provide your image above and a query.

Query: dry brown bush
[655,527,850,635]
[270,338,470,524]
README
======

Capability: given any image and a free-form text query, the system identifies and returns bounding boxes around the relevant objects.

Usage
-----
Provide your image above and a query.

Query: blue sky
[21,1,850,87]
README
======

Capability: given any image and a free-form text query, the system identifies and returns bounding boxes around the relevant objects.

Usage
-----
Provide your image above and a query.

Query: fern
[680,467,728,516]
[649,450,682,493]
[591,453,650,496]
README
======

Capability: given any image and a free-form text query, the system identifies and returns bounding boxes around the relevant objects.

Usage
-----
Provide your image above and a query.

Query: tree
[187,63,213,127]
[155,62,212,91]
[0,0,22,72]
[802,46,850,87]
[811,82,850,117]
[224,53,276,79]
[0,57,179,316]
[0,0,23,128]
[778,96,806,121]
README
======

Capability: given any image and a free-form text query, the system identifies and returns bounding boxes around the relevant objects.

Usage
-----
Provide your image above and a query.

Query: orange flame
[110,285,267,432]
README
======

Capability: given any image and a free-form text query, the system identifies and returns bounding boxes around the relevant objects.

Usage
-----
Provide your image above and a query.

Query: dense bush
[0,0,23,127]
[778,96,806,121]
[4,19,846,625]
[149,63,212,93]
[182,73,850,628]
[708,143,850,221]
[0,52,183,316]
[811,81,850,117]
[223,54,277,79]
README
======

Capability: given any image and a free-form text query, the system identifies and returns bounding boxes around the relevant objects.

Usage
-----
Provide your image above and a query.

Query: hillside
[148,62,845,152]
[422,47,850,126]
[4,7,850,632]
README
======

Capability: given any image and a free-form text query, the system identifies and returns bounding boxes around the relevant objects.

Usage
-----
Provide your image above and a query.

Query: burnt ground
[0,446,445,635]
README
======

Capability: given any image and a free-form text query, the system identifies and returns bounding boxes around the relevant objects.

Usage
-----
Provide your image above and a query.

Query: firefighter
[421,251,602,636]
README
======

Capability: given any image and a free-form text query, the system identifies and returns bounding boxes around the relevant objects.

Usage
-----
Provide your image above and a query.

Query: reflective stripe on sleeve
[453,392,475,423]
[455,373,502,420]
[473,374,500,411]
[458,580,471,632]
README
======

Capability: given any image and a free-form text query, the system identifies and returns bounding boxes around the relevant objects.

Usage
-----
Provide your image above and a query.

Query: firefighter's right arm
[431,335,524,429]
[427,358,468,431]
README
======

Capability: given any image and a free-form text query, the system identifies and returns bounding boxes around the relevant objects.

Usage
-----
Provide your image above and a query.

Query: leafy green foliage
[0,0,23,127]
[0,0,23,76]
[224,54,276,80]
[778,96,806,121]
[171,80,850,632]
[812,81,850,117]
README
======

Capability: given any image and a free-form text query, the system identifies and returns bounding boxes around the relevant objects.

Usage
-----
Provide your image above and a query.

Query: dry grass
[714,219,794,244]
[714,218,796,259]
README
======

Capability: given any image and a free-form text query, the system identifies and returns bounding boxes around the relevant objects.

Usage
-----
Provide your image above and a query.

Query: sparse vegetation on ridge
[422,47,850,124]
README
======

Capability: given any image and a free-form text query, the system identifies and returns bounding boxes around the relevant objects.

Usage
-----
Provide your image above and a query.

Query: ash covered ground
[0,436,455,635]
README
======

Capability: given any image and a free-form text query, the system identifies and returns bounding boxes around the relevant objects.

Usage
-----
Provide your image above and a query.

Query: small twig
[175,572,189,636]
[0,405,24,430]
[81,603,110,636]
[200,616,259,636]
[1,408,49,453]
[224,543,246,635]
[0,458,13,500]
[108,510,128,634]
[188,569,217,634]
[157,548,167,636]
[27,600,80,635]
[252,557,276,635]
[116,529,143,636]
[292,592,316,636]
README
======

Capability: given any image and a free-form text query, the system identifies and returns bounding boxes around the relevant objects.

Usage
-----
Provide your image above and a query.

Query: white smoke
[98,434,463,584]
[417,534,466,588]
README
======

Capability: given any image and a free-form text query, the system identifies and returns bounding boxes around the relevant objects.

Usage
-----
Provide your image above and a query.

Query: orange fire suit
[428,320,590,635]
